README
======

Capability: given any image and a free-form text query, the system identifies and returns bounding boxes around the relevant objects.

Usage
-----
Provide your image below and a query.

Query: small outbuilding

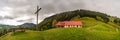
[55,21,83,28]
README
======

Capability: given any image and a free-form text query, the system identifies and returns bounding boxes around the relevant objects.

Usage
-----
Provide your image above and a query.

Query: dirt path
[87,24,99,30]
[0,32,12,40]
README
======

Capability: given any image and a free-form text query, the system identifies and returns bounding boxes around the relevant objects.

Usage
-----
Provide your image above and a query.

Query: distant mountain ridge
[0,23,36,29]
[0,24,16,29]
[19,23,36,29]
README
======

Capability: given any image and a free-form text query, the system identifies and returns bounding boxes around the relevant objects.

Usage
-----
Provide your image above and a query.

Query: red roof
[55,21,83,27]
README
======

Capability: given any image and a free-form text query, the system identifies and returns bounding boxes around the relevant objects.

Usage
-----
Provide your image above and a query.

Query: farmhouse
[9,26,26,32]
[55,21,83,28]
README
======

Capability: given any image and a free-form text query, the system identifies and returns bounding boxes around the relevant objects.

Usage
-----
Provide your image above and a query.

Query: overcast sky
[0,0,120,25]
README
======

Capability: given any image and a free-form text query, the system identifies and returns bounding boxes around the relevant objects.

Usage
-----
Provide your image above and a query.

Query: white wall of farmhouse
[64,25,82,28]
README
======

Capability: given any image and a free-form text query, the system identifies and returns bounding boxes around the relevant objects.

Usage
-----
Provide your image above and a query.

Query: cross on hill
[34,5,42,31]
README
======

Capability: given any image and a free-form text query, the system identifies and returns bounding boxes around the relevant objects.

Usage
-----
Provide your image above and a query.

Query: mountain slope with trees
[38,9,120,31]
[19,23,36,29]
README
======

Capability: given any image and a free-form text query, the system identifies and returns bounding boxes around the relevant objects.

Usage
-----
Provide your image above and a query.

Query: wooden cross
[34,6,42,31]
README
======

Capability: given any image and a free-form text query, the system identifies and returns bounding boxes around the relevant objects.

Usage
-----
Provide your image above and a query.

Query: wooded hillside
[37,9,120,31]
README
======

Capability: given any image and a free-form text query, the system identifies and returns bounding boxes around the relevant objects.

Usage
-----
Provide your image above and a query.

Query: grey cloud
[1,0,120,17]
[1,0,85,18]
[0,15,19,21]
[3,16,18,19]
[17,20,25,22]
[17,18,34,22]
[0,0,120,25]
[0,16,3,20]
[39,0,85,14]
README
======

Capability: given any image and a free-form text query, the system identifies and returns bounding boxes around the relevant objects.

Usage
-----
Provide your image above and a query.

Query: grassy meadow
[1,17,120,40]
[0,28,120,40]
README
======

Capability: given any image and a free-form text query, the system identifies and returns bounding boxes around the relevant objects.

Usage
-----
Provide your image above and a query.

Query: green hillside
[71,17,118,32]
[38,9,120,31]
[0,28,120,40]
[1,17,120,40]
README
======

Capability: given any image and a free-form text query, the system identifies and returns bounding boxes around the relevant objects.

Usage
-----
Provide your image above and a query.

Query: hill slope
[0,28,120,40]
[71,17,118,32]
[1,17,120,40]
[38,9,120,31]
